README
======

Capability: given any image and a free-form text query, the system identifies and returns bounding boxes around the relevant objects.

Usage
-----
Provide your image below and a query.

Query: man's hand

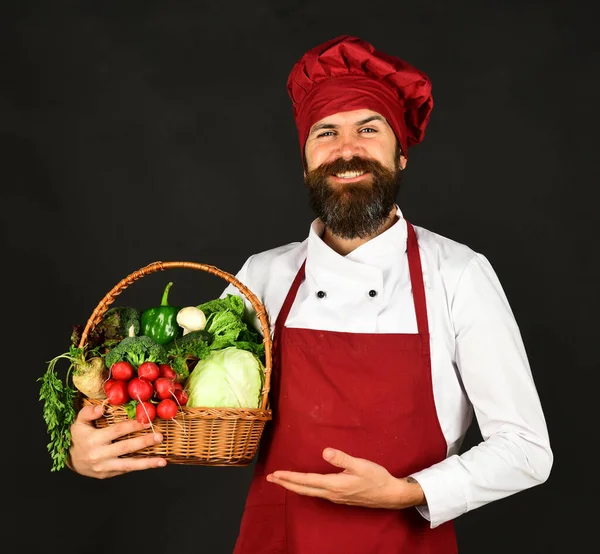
[68,404,167,479]
[266,448,426,509]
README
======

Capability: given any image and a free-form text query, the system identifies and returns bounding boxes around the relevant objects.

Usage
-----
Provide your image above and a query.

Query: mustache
[308,156,390,179]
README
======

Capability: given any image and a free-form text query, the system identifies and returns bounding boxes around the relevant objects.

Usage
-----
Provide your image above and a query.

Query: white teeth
[334,171,365,179]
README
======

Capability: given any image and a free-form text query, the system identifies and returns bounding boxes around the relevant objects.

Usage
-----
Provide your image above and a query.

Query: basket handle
[77,261,272,410]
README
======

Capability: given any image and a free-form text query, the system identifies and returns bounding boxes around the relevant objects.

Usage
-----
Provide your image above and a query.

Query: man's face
[303,109,406,240]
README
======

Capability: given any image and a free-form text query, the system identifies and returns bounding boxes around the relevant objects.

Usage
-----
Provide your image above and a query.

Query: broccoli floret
[105,335,167,369]
[167,330,211,359]
[171,330,211,349]
[165,330,212,381]
[99,306,141,339]
[169,357,189,381]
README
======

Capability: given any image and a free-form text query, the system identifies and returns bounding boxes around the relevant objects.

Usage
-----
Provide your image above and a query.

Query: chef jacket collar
[305,206,408,297]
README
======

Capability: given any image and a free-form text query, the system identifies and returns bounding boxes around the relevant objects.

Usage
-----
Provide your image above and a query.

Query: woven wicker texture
[79,261,272,466]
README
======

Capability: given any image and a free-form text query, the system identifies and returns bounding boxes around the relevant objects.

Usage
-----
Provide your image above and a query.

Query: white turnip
[72,357,109,399]
[176,306,206,334]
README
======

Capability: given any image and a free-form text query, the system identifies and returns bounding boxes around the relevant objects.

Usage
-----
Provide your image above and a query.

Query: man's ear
[399,154,407,171]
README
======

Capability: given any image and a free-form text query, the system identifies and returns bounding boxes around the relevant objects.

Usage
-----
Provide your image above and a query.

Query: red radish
[136,401,156,424]
[158,364,177,380]
[173,381,183,391]
[104,378,117,394]
[174,388,188,406]
[157,398,178,419]
[127,377,154,402]
[111,360,134,381]
[154,377,176,400]
[138,361,160,382]
[106,380,130,405]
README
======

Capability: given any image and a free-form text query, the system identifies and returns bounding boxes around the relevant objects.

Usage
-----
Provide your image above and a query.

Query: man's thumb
[76,403,104,423]
[323,448,354,469]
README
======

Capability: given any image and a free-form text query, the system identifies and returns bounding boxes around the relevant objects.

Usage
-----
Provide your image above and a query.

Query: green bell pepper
[141,281,183,345]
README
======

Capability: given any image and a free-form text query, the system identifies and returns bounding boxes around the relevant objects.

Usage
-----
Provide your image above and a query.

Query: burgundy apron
[234,222,457,554]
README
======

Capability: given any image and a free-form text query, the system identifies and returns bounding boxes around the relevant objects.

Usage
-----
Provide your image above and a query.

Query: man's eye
[317,131,335,138]
[360,127,377,133]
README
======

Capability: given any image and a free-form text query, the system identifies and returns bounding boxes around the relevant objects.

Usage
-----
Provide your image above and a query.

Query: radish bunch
[104,361,188,424]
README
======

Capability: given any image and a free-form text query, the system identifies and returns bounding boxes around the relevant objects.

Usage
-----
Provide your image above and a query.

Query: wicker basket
[79,260,272,466]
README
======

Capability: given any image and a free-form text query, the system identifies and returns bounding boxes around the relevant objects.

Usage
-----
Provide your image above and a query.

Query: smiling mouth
[329,170,369,182]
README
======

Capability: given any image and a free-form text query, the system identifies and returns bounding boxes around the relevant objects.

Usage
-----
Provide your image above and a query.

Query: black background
[4,1,598,553]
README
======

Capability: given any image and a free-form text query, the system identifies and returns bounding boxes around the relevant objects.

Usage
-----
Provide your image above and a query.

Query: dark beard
[304,155,402,240]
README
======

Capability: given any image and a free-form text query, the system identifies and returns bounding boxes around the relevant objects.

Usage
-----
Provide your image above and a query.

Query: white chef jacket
[220,206,553,529]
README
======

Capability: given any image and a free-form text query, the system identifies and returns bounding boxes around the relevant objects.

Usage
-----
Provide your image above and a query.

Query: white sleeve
[410,253,553,528]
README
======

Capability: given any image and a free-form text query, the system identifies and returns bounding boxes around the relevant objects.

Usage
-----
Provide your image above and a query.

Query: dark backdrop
[4,1,597,553]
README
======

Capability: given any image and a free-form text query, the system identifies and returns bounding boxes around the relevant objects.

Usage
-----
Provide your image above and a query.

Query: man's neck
[322,207,399,256]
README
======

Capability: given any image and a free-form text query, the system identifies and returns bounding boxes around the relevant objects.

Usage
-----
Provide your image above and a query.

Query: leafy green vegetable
[205,310,244,349]
[185,346,265,409]
[104,335,167,369]
[123,400,137,419]
[198,294,264,358]
[198,294,245,319]
[70,306,141,351]
[38,345,85,472]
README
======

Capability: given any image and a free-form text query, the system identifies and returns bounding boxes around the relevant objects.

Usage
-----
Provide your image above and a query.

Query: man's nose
[337,134,362,159]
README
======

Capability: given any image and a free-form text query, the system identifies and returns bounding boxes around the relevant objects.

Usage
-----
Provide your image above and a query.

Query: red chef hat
[286,35,433,161]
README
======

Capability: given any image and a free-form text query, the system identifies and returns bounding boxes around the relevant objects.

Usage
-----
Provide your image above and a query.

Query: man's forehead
[309,109,389,131]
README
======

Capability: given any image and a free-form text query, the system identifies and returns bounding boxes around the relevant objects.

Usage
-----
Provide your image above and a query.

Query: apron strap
[406,222,430,337]
[273,258,306,367]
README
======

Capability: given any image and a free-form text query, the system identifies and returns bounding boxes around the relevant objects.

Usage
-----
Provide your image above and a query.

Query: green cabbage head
[184,346,264,408]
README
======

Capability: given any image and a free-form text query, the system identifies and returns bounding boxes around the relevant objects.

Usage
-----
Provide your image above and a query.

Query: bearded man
[68,35,553,554]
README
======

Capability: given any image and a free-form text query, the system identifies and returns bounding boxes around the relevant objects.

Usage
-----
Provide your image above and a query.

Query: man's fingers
[111,456,167,474]
[268,473,326,498]
[75,407,155,443]
[269,470,334,489]
[88,451,167,478]
[99,418,156,442]
[107,429,164,459]
[85,429,167,476]
[107,433,167,473]
[74,408,161,455]
[70,405,168,478]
